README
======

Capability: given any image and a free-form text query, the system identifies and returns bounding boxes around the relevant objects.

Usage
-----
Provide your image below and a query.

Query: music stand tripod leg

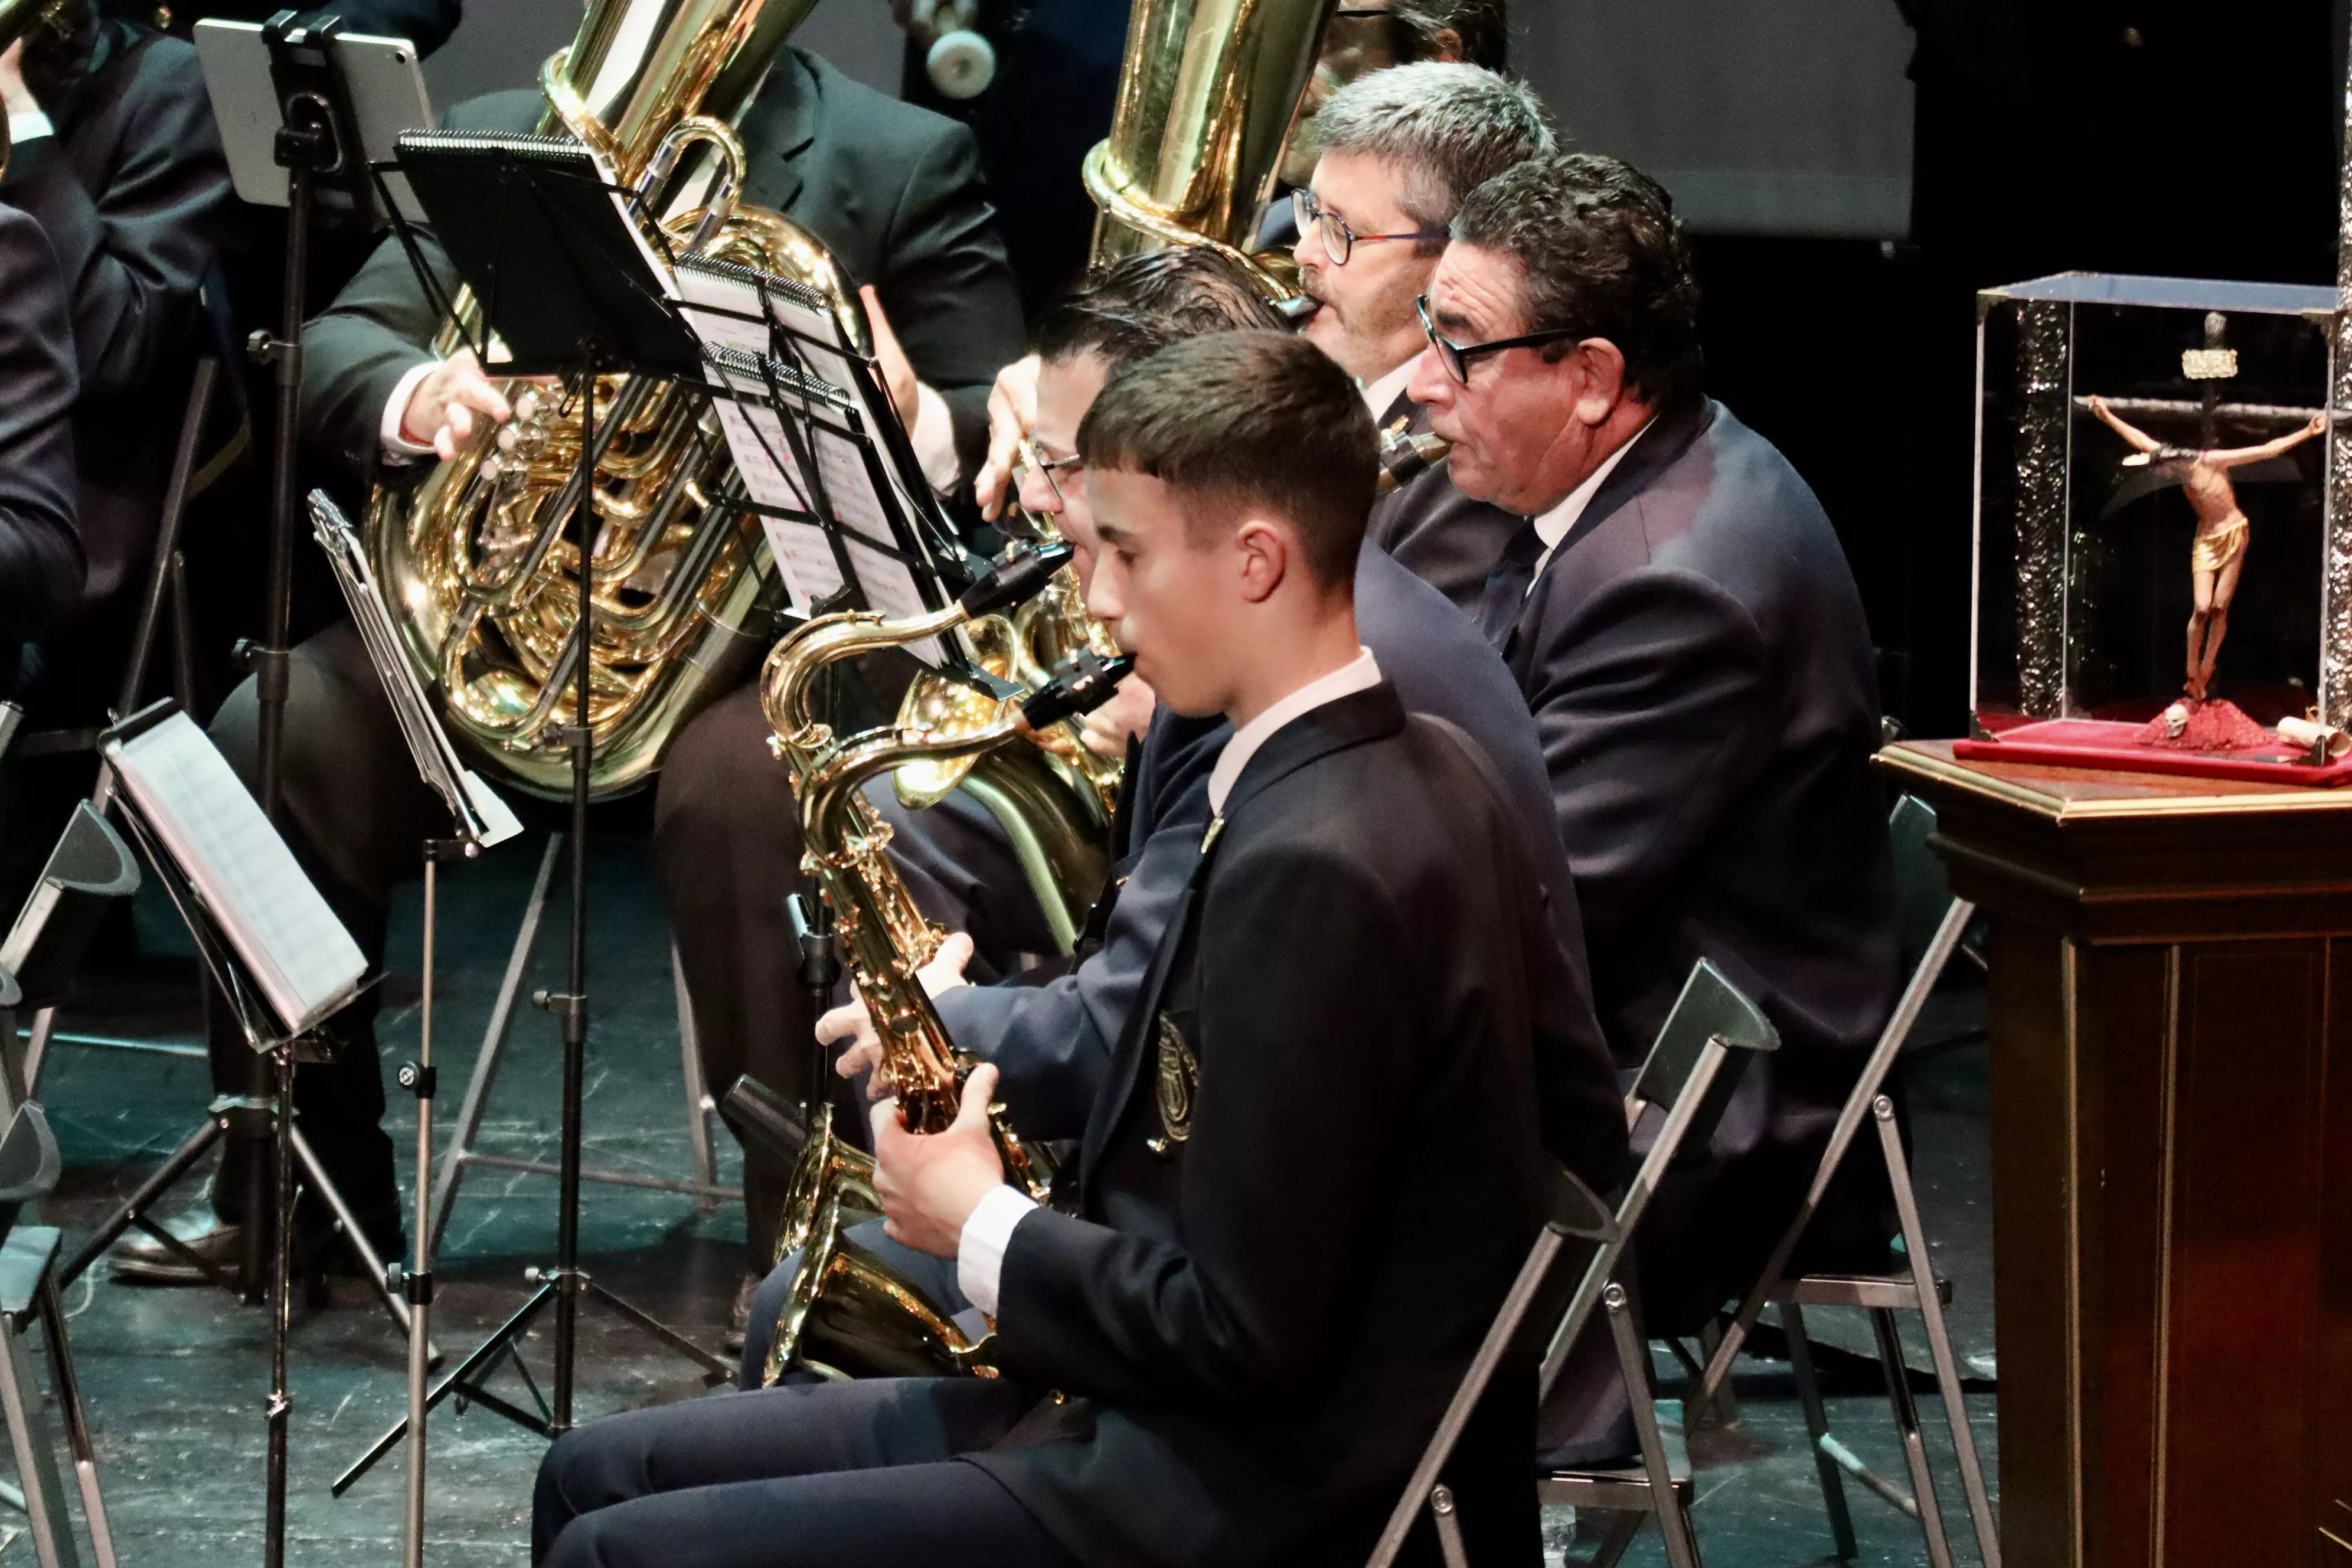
[34,1274,116,1568]
[429,832,558,1258]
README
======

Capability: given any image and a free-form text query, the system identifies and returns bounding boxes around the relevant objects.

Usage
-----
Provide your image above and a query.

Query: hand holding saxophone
[872,1062,1007,1257]
[819,929,975,1097]
[398,347,528,462]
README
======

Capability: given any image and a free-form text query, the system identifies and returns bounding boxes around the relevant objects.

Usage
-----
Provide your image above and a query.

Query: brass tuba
[1082,0,1341,300]
[367,0,858,799]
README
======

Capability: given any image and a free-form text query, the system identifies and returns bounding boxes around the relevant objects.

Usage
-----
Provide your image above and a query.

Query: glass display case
[1963,273,2352,780]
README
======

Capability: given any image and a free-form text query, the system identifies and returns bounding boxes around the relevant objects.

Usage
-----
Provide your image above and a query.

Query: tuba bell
[367,0,864,799]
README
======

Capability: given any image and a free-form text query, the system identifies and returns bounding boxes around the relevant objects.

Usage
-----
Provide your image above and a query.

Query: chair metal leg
[0,1295,79,1568]
[673,945,718,1213]
[33,1276,112,1568]
[1607,1283,1700,1568]
[1695,1318,1740,1430]
[1692,897,1974,1412]
[1782,1299,1859,1560]
[1871,1307,1955,1568]
[428,834,558,1256]
[1587,1508,1644,1568]
[1877,1098,2001,1568]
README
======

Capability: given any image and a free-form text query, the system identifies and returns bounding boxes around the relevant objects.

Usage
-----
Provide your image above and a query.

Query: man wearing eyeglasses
[1285,61,1550,612]
[1408,151,1902,1334]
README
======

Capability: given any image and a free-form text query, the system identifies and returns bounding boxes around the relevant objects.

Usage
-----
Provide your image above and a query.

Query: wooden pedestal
[1879,743,2352,1568]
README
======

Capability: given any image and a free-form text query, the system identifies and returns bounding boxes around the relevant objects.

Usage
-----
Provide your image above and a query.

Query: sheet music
[759,515,846,614]
[106,714,367,1037]
[843,537,943,666]
[309,492,522,849]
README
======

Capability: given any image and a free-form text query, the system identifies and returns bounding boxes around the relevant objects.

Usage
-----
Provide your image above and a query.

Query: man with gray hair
[1291,58,1554,608]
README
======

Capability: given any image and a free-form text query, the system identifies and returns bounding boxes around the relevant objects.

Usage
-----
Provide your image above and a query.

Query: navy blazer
[936,537,1610,1143]
[1492,394,1899,1324]
[0,23,236,609]
[0,205,84,643]
[971,682,1623,1568]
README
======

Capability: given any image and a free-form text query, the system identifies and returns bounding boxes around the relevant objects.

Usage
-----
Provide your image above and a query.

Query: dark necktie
[1475,522,1546,649]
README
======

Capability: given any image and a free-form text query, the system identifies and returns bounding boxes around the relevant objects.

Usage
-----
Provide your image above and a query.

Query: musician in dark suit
[116,44,1027,1284]
[1408,152,1901,1328]
[0,202,82,647]
[533,328,1626,1568]
[749,250,1627,1461]
[0,2,234,680]
[1274,62,1550,612]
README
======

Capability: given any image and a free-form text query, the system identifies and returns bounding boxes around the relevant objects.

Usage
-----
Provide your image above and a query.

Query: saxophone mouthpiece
[1020,649,1138,729]
[958,541,1076,618]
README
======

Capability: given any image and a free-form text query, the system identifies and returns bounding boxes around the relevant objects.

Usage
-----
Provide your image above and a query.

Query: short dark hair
[1452,152,1704,409]
[1075,331,1375,590]
[1034,247,1290,371]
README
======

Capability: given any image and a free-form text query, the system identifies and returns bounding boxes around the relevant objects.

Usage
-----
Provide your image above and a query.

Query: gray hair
[1311,62,1557,239]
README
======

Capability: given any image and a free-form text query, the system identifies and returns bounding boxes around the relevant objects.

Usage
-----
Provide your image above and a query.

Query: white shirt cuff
[380,360,441,461]
[912,380,960,494]
[955,1183,1038,1318]
[6,110,52,145]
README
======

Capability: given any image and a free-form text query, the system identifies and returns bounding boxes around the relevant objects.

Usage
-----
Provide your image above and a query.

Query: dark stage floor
[13,830,1998,1567]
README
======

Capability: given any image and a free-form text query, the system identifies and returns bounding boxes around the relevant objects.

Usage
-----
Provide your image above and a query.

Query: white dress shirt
[380,365,963,492]
[1527,419,1653,581]
[6,110,53,146]
[954,645,1386,1316]
[1359,359,1415,422]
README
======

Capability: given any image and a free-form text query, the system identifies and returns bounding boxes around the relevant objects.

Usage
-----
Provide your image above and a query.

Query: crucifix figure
[2086,395,2327,700]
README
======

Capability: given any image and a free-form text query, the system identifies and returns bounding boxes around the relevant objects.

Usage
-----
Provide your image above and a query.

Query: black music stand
[333,132,730,1497]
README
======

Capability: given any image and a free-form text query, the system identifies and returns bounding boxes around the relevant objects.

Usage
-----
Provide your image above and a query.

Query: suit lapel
[1076,687,1409,1194]
[738,50,821,214]
[1529,396,1714,592]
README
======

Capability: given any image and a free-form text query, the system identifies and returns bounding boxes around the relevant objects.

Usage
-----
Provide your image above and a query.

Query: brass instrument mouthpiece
[958,541,1076,618]
[1021,649,1137,730]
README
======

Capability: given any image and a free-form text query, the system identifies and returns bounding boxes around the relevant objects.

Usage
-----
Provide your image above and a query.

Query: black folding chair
[1368,959,1781,1568]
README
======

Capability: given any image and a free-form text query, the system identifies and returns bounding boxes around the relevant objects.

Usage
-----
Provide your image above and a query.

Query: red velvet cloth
[1954,713,2352,787]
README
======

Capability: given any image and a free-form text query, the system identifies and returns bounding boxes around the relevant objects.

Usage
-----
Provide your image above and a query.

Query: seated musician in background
[974,60,1550,614]
[1409,152,1901,1331]
[533,328,1628,1568]
[0,200,83,654]
[0,0,234,915]
[758,241,1633,1465]
[114,34,1027,1288]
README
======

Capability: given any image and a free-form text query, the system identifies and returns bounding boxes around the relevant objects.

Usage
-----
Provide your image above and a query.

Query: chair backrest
[0,802,142,1010]
[1889,795,1951,975]
[0,1105,61,1244]
[1628,958,1781,1115]
[1541,961,1778,1395]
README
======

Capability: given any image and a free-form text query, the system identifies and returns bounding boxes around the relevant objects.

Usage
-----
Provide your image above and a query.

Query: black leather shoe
[112,1211,246,1286]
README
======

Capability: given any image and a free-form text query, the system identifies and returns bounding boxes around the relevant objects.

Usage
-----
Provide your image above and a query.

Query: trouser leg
[205,618,427,1247]
[737,1217,969,1389]
[534,1376,1064,1567]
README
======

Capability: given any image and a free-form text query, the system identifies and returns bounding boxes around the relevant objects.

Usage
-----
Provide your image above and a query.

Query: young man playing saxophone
[533,328,1627,1568]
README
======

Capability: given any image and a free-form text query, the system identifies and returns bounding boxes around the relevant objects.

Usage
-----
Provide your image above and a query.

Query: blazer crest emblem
[1151,1012,1198,1150]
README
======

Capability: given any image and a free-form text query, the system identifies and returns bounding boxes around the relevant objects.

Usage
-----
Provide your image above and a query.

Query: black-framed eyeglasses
[1415,293,1586,384]
[1018,437,1084,509]
[1291,188,1446,266]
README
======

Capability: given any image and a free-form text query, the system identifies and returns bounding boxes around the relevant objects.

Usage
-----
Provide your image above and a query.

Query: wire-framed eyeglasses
[1291,188,1448,266]
[1415,293,1586,384]
[1017,437,1085,509]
